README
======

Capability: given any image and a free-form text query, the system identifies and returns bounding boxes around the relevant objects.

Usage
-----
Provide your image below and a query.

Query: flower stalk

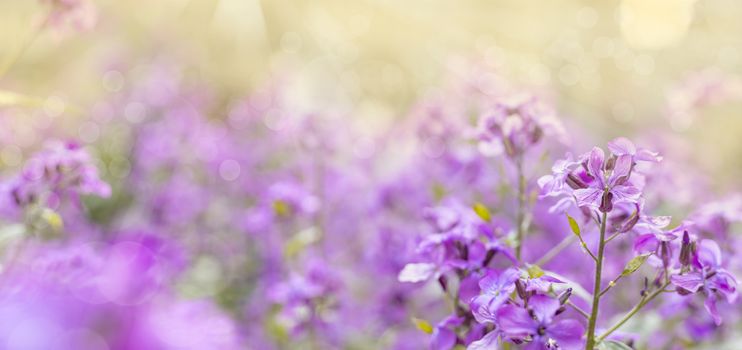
[515,156,527,262]
[585,210,608,349]
[596,281,671,343]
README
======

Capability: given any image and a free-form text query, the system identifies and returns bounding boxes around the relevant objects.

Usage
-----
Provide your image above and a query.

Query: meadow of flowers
[1,1,742,349]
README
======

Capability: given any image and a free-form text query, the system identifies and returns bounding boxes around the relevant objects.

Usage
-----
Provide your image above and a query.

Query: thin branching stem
[514,156,526,262]
[585,210,608,350]
[596,281,671,343]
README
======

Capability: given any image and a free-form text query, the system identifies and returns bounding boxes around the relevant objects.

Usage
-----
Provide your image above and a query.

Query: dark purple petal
[710,270,738,303]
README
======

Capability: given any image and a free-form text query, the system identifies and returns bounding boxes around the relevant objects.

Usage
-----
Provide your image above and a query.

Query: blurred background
[2,0,742,185]
[1,1,742,349]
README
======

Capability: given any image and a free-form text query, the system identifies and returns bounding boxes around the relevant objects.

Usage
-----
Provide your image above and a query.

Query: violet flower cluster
[398,99,740,349]
[1,14,741,348]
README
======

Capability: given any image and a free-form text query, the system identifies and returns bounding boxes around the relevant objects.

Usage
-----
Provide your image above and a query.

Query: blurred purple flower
[497,295,584,349]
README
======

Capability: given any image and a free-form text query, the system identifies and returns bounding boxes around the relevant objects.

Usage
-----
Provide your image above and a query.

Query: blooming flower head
[269,259,341,336]
[497,294,584,349]
[539,138,659,214]
[470,268,520,324]
[398,202,513,284]
[671,239,738,325]
[477,95,565,158]
[4,141,110,213]
[430,315,465,350]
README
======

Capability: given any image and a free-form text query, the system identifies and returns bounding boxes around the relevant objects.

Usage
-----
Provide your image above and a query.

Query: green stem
[0,9,52,79]
[585,211,608,350]
[515,157,526,262]
[596,281,670,343]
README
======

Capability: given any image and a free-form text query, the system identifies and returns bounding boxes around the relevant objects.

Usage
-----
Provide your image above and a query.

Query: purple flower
[1,140,110,226]
[633,219,688,256]
[539,138,660,214]
[497,295,584,349]
[607,137,662,163]
[671,239,738,325]
[431,315,464,350]
[399,202,513,284]
[573,147,640,213]
[477,96,565,158]
[470,268,520,324]
[537,153,579,199]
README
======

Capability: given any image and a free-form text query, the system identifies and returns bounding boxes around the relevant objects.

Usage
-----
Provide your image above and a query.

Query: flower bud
[437,275,448,292]
[640,277,649,297]
[530,125,543,145]
[515,279,527,300]
[558,288,572,305]
[605,156,616,171]
[580,160,594,181]
[566,173,588,190]
[599,192,614,213]
[618,204,640,233]
[679,231,693,267]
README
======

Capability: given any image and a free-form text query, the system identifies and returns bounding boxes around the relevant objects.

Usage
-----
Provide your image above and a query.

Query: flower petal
[398,263,436,283]
[574,188,602,209]
[547,319,585,350]
[528,294,560,324]
[467,331,500,350]
[633,233,659,253]
[636,149,662,162]
[431,326,457,350]
[704,295,722,326]
[697,239,722,268]
[497,305,538,338]
[607,137,636,156]
[670,272,705,293]
[587,147,605,187]
[608,154,633,186]
[611,185,641,203]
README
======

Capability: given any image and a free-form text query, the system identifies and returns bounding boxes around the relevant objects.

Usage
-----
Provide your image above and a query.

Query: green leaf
[411,317,434,334]
[41,208,64,232]
[621,254,650,276]
[566,214,581,237]
[597,340,633,350]
[473,202,491,222]
[284,227,320,258]
[272,200,290,217]
[432,183,446,202]
[527,264,545,278]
